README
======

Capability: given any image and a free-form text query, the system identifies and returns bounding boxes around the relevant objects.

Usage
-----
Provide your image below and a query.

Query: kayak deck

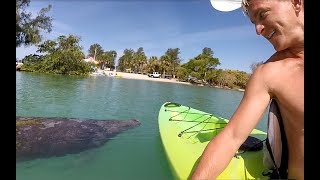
[158,102,269,180]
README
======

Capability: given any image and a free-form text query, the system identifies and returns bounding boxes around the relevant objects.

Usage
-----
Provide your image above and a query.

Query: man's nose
[255,24,264,35]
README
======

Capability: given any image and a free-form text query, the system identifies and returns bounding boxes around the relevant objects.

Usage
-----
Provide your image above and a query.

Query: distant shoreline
[100,70,245,92]
[113,71,192,85]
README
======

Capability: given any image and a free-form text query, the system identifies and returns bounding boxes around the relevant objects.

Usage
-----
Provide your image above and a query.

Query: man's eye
[259,11,267,18]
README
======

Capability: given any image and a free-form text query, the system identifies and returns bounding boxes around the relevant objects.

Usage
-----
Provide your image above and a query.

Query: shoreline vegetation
[17,34,254,93]
[96,70,245,92]
[18,35,254,92]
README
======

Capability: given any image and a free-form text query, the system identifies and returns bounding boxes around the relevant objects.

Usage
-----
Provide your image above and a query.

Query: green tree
[164,48,181,78]
[182,48,220,81]
[22,35,91,75]
[234,70,250,89]
[118,48,135,72]
[133,47,147,73]
[159,54,170,76]
[16,0,53,47]
[202,47,214,57]
[146,56,160,73]
[175,66,190,81]
[100,50,117,70]
[88,44,104,60]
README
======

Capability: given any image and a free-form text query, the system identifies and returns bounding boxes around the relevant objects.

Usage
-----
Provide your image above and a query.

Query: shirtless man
[191,0,304,179]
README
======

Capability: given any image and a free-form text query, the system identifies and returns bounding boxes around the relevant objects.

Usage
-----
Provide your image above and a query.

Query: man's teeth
[267,31,275,39]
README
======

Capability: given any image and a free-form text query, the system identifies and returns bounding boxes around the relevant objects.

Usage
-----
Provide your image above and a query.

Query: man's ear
[292,0,302,12]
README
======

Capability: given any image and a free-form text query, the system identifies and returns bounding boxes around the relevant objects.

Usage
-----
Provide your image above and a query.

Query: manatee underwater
[16,116,141,162]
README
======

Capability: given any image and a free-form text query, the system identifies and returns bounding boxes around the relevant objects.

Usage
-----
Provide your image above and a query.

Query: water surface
[16,71,268,180]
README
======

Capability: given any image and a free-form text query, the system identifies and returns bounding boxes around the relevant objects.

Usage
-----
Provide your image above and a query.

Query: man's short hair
[241,0,251,17]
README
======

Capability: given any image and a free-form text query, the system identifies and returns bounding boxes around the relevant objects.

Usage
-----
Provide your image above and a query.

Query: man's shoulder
[258,51,289,74]
[252,60,280,77]
[248,59,283,90]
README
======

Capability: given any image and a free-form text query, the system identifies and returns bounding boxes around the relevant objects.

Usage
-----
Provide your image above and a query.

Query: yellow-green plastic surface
[158,102,269,180]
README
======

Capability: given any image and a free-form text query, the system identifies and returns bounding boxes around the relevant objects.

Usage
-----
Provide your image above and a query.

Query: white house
[83,56,99,64]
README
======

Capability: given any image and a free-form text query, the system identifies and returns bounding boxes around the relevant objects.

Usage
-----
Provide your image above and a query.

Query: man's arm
[191,66,271,180]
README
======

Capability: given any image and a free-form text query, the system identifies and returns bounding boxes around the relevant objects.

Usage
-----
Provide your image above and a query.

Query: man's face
[245,0,301,51]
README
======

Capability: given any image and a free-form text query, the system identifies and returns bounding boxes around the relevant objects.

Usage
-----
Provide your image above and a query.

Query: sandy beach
[95,70,245,91]
[100,70,192,85]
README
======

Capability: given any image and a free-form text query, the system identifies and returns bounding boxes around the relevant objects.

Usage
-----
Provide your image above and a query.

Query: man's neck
[288,45,304,59]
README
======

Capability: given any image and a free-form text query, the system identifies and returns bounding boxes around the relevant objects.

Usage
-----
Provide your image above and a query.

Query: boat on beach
[104,70,122,78]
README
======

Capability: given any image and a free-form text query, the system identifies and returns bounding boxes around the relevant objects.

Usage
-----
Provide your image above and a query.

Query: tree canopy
[16,0,53,47]
[22,35,93,75]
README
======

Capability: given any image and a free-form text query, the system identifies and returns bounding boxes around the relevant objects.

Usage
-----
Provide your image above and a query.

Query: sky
[16,0,275,73]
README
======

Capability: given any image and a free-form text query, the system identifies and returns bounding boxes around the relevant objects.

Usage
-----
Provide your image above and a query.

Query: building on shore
[16,62,24,71]
[83,56,99,65]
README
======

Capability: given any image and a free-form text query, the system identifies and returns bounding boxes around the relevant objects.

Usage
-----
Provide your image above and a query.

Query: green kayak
[158,102,270,180]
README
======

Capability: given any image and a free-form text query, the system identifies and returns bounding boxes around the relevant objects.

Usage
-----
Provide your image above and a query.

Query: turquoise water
[16,71,268,180]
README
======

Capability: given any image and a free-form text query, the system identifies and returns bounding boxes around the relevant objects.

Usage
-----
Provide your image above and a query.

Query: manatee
[16,116,141,162]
